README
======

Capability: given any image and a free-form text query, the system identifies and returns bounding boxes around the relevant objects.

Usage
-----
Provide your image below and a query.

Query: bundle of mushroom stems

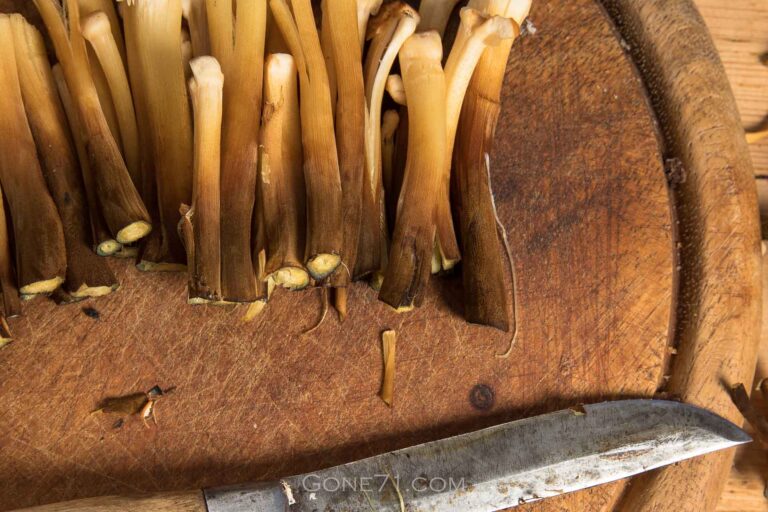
[0,0,531,340]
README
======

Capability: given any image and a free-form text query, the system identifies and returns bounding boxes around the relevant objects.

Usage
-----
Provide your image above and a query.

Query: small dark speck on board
[82,307,100,320]
[469,384,495,411]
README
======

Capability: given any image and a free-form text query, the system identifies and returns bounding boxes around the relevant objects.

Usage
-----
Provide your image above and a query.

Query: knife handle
[16,491,206,512]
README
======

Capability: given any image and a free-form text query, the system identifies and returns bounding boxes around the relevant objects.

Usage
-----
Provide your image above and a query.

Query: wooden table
[695,1,768,510]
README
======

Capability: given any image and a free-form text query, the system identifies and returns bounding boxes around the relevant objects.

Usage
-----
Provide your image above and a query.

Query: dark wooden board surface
[0,0,674,510]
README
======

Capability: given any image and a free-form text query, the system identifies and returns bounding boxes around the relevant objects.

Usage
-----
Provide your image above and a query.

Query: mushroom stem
[77,0,126,62]
[434,8,517,273]
[82,11,141,188]
[270,0,343,281]
[181,56,224,304]
[205,0,234,72]
[357,2,419,279]
[218,0,267,303]
[260,54,309,291]
[378,32,446,312]
[385,74,406,105]
[122,0,192,269]
[12,15,118,298]
[453,0,531,331]
[356,0,383,48]
[52,63,120,256]
[381,109,400,217]
[34,0,152,245]
[0,14,67,296]
[325,0,367,309]
[181,0,211,57]
[319,0,337,117]
[0,182,21,319]
[417,0,461,36]
[77,0,123,152]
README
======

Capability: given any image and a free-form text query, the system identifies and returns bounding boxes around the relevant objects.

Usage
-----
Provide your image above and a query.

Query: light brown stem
[218,0,267,303]
[52,63,120,256]
[320,0,337,117]
[181,0,211,57]
[34,0,152,245]
[77,1,122,152]
[417,0,461,36]
[381,109,400,213]
[385,74,406,105]
[326,0,366,301]
[122,0,192,268]
[0,182,21,318]
[356,0,383,48]
[181,57,224,304]
[434,9,517,273]
[12,15,118,298]
[82,11,141,188]
[270,0,343,280]
[0,14,66,296]
[77,0,126,63]
[453,0,530,331]
[357,3,418,279]
[379,32,446,311]
[260,53,308,291]
[205,0,234,72]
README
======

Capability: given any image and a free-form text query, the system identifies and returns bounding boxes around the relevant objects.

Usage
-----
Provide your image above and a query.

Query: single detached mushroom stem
[0,184,21,319]
[12,15,118,298]
[82,10,141,188]
[122,0,192,269]
[181,56,224,304]
[325,0,367,318]
[357,2,419,280]
[34,0,152,245]
[379,32,446,312]
[52,63,120,256]
[453,0,531,331]
[385,74,406,105]
[218,0,267,303]
[181,0,211,57]
[260,53,309,291]
[270,0,343,281]
[433,8,517,273]
[417,0,461,36]
[0,14,67,296]
[205,0,234,71]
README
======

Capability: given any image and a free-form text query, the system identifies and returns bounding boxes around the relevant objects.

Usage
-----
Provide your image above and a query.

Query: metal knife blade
[203,399,750,511]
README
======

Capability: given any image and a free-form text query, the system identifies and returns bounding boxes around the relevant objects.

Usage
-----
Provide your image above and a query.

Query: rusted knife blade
[204,399,749,511]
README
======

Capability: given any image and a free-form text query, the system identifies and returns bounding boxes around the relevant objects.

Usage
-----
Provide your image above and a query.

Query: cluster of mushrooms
[0,0,531,339]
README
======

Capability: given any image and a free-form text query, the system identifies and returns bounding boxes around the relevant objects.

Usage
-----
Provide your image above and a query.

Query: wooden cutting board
[0,1,759,511]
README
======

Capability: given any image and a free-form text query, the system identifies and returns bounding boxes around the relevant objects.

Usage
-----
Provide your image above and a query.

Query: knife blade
[203,399,750,511]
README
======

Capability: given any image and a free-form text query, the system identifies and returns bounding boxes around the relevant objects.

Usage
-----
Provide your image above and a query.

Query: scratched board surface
[0,0,674,510]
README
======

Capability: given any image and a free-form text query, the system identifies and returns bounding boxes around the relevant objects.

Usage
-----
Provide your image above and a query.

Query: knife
[19,399,749,511]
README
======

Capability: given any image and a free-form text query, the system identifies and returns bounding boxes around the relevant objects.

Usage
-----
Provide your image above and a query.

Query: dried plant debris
[379,330,396,406]
[93,385,175,428]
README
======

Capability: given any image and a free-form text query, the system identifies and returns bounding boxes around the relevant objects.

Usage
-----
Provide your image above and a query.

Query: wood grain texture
[17,491,205,512]
[0,1,675,510]
[601,0,763,511]
[695,0,768,178]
